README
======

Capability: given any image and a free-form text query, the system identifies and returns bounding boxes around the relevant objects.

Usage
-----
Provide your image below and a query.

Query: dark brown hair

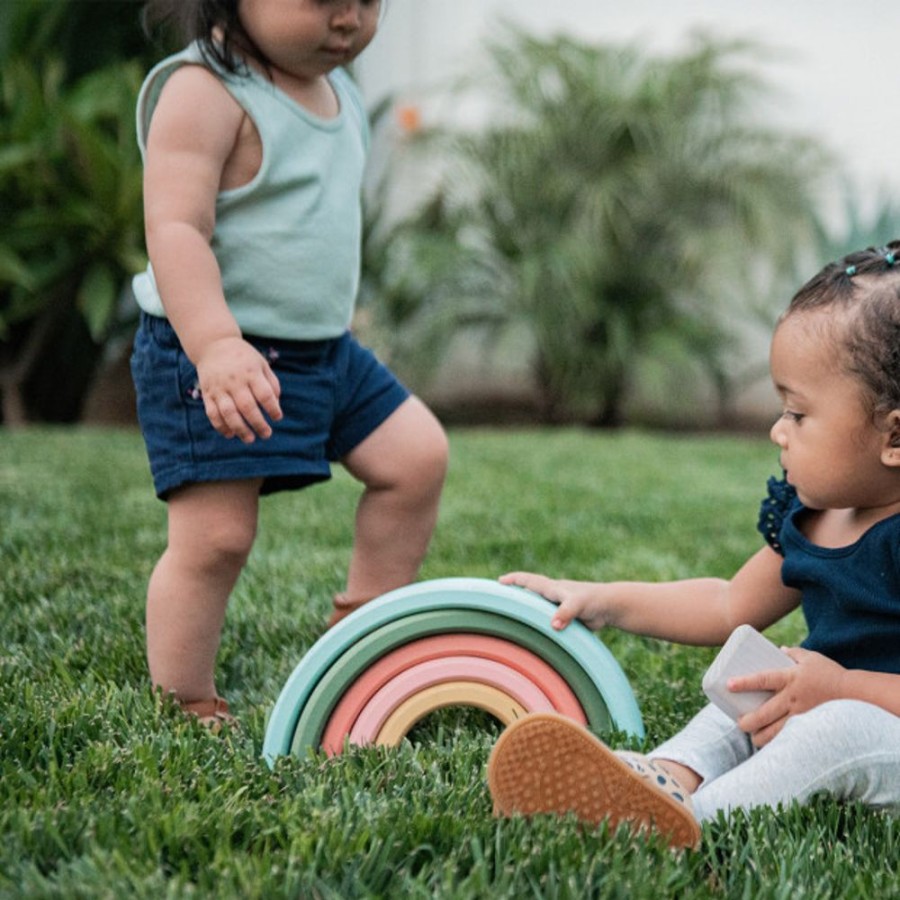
[142,0,264,74]
[785,239,900,416]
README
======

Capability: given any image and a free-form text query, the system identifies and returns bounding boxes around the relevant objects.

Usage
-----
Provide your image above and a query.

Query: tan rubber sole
[487,712,701,849]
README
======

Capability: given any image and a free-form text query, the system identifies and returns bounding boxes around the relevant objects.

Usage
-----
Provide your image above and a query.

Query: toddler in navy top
[489,241,900,848]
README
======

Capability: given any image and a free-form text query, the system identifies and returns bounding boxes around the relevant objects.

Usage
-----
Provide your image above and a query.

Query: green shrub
[0,56,146,423]
[0,1,147,424]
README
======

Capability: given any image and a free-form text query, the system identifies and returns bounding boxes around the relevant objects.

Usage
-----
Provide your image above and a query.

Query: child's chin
[795,490,824,510]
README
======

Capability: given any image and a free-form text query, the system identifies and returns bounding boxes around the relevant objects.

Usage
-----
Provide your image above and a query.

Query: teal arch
[263,577,643,766]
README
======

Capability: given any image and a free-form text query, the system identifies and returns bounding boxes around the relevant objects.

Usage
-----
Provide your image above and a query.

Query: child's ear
[881,410,900,466]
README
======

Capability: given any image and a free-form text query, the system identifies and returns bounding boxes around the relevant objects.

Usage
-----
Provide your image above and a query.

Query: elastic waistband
[138,311,348,354]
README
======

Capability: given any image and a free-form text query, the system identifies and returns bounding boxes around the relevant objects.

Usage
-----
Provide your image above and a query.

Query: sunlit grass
[1,426,895,898]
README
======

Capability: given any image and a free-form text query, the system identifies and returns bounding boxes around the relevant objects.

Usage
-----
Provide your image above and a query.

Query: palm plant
[366,27,831,425]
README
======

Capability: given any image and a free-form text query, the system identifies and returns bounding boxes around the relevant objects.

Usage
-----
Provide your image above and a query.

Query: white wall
[357,0,900,232]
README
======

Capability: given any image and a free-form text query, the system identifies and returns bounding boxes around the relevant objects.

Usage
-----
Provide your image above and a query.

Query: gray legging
[651,699,900,821]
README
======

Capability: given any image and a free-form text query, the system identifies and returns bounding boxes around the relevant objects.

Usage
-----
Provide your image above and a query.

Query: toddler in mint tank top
[131,0,448,728]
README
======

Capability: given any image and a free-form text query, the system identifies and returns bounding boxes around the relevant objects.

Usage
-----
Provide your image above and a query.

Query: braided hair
[785,239,900,419]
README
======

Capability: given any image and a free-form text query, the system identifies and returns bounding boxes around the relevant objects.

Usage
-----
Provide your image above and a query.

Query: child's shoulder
[156,62,235,109]
[148,62,246,148]
[141,44,243,124]
[143,42,247,118]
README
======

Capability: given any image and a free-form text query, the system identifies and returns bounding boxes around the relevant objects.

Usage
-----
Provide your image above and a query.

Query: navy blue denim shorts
[130,313,410,499]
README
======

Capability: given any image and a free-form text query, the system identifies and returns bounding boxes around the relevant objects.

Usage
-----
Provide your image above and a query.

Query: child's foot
[487,712,701,849]
[180,696,238,732]
[328,592,370,627]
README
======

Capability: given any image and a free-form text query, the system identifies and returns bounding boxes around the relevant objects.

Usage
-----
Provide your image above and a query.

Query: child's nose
[769,417,787,448]
[331,1,361,29]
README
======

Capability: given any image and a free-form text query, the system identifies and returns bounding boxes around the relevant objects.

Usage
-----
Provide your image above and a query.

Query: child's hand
[499,572,610,631]
[195,336,283,442]
[733,648,847,747]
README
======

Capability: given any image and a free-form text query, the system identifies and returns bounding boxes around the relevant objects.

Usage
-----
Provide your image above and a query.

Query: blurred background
[360,0,900,219]
[2,0,898,430]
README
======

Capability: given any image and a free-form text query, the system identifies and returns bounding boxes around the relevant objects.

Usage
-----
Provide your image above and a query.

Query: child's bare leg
[146,479,261,702]
[337,397,448,617]
[653,760,703,793]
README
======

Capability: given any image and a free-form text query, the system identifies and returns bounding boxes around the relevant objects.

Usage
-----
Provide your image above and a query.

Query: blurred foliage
[365,27,833,426]
[1,7,896,428]
[0,0,148,79]
[819,188,900,262]
[0,0,149,424]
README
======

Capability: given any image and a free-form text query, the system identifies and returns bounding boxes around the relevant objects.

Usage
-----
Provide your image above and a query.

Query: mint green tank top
[132,43,369,340]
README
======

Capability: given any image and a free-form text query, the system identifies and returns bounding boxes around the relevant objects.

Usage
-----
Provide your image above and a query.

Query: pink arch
[348,655,556,746]
[321,634,586,755]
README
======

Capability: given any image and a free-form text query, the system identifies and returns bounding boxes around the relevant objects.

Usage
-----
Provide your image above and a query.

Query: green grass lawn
[1,427,896,898]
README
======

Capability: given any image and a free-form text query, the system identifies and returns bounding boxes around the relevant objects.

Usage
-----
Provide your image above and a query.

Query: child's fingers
[220,368,283,442]
[741,686,793,746]
[195,339,284,439]
[264,363,283,401]
[746,715,786,748]
[209,390,260,443]
[551,607,576,631]
[205,396,244,442]
[500,573,577,630]
[203,396,231,438]
[499,572,558,599]
[204,380,276,443]
[499,571,534,586]
[251,367,283,424]
[727,667,791,695]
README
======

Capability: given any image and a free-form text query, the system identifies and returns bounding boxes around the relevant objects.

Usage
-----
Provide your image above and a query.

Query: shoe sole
[487,712,701,849]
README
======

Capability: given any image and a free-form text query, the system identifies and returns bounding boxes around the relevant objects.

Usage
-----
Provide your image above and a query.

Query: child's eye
[781,410,805,423]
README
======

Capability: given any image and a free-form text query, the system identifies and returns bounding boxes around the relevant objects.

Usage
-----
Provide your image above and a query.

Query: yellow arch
[374,681,527,747]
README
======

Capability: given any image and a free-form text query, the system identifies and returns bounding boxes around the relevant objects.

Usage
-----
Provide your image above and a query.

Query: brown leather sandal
[179,696,238,732]
[328,593,372,628]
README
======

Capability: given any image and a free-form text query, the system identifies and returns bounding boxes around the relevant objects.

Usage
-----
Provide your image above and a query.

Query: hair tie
[886,252,896,267]
[845,265,857,276]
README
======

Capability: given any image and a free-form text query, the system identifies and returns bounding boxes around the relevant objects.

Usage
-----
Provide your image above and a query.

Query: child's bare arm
[143,66,282,442]
[501,545,801,644]
[838,669,900,716]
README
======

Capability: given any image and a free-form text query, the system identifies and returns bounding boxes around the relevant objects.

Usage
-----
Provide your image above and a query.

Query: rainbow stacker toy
[263,577,643,766]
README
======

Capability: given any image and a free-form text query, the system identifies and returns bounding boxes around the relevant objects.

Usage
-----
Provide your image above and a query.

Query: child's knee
[188,516,257,571]
[390,416,449,498]
[346,401,448,498]
[414,422,449,490]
